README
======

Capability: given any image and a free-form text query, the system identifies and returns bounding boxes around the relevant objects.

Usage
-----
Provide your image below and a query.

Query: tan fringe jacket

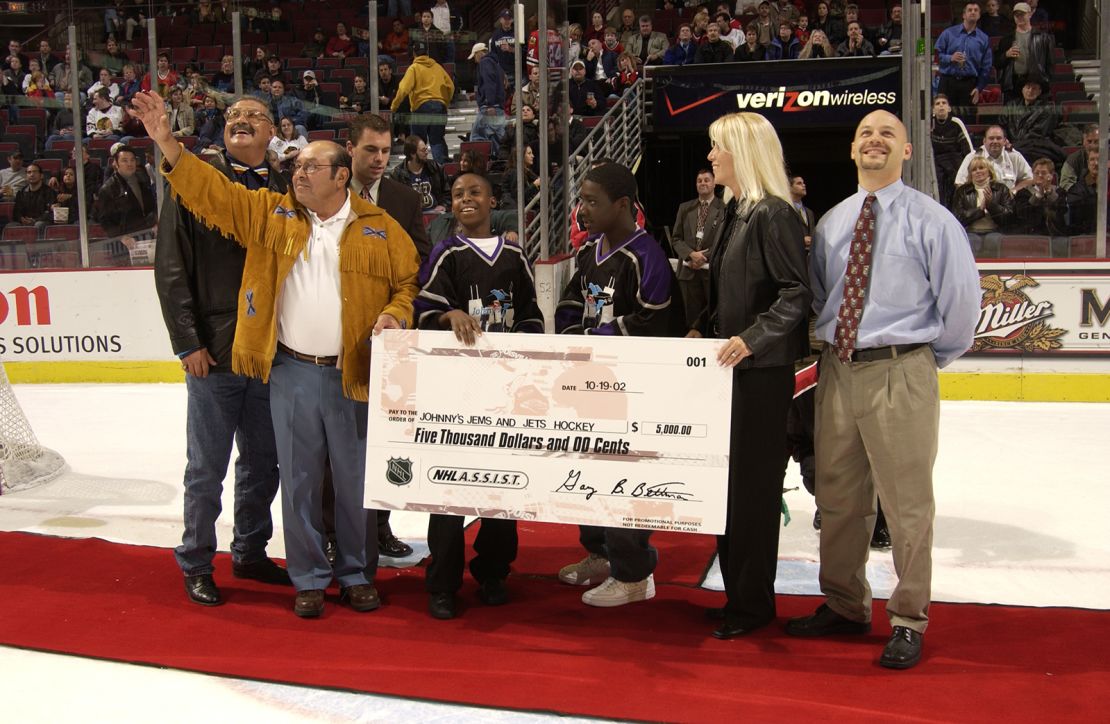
[161,150,421,401]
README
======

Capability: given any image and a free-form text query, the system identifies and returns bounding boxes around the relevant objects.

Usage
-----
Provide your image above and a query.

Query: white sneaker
[581,575,656,607]
[557,554,611,586]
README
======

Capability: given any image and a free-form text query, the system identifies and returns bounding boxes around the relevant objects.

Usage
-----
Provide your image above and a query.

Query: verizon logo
[0,286,51,326]
[735,87,897,112]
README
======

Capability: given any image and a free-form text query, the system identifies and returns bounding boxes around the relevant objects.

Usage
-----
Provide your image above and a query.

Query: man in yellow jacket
[391,40,455,165]
[129,91,421,619]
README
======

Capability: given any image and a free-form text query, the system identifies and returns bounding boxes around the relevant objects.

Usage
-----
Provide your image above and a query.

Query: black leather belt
[277,342,339,367]
[850,343,925,363]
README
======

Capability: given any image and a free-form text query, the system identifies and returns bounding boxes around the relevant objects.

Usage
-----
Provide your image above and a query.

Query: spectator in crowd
[192,0,221,24]
[339,73,372,113]
[6,39,29,70]
[696,22,736,64]
[935,1,993,110]
[1000,79,1063,165]
[392,42,454,165]
[1061,124,1098,191]
[876,3,902,54]
[1014,158,1067,248]
[382,18,411,58]
[13,162,56,235]
[767,21,801,59]
[116,63,140,105]
[931,94,974,206]
[1066,152,1102,235]
[952,157,1014,257]
[716,12,745,48]
[1027,0,1050,26]
[252,75,272,103]
[166,87,195,138]
[23,69,52,105]
[690,10,711,44]
[769,0,801,27]
[450,149,486,186]
[511,64,542,114]
[603,27,624,56]
[955,125,1034,192]
[665,24,698,66]
[388,0,413,22]
[838,21,874,56]
[996,2,1055,104]
[585,39,618,87]
[753,1,775,46]
[195,94,225,152]
[500,144,541,209]
[789,174,817,242]
[94,144,156,237]
[610,52,640,95]
[269,116,308,171]
[617,7,639,46]
[3,55,27,95]
[469,42,508,157]
[799,28,836,58]
[49,166,92,223]
[586,10,607,45]
[0,151,27,200]
[671,168,725,330]
[88,67,120,103]
[21,58,44,93]
[44,91,77,150]
[980,0,1013,37]
[569,59,605,117]
[499,103,540,171]
[795,14,812,45]
[87,87,124,140]
[326,21,357,59]
[211,56,236,94]
[490,10,517,80]
[268,78,307,138]
[568,23,585,64]
[391,134,450,212]
[51,46,93,100]
[628,15,670,68]
[303,27,327,59]
[99,37,126,74]
[377,60,400,110]
[526,10,565,69]
[244,47,267,83]
[104,0,126,41]
[296,70,325,129]
[430,0,457,58]
[736,24,768,61]
[254,54,286,89]
[123,0,148,43]
[413,10,449,64]
[142,52,180,98]
[811,1,845,46]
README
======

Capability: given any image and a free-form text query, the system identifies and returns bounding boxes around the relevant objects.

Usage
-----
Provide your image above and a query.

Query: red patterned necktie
[834,194,877,363]
[360,184,373,202]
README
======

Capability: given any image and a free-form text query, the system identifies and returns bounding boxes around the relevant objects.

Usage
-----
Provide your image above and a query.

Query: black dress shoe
[428,592,456,620]
[784,603,871,637]
[184,574,223,606]
[705,606,726,621]
[870,525,892,550]
[880,626,923,669]
[712,617,770,640]
[233,557,292,586]
[477,578,508,606]
[379,531,414,558]
[325,537,338,565]
[813,509,822,530]
[294,589,325,618]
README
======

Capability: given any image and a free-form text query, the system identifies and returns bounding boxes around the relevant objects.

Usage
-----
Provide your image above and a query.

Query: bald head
[851,110,911,191]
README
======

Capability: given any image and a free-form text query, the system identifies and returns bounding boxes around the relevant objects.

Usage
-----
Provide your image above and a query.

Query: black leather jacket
[154,153,288,370]
[951,181,1014,231]
[700,197,811,369]
[995,29,1055,94]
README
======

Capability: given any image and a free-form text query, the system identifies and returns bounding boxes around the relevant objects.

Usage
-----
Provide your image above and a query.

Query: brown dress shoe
[340,583,381,612]
[294,589,325,618]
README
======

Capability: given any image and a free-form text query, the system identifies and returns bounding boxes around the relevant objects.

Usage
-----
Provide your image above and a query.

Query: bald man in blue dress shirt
[785,111,981,670]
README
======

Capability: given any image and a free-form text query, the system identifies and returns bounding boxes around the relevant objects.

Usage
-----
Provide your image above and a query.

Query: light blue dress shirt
[810,179,982,368]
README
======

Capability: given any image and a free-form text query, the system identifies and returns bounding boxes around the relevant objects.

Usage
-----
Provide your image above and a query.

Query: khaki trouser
[814,345,939,633]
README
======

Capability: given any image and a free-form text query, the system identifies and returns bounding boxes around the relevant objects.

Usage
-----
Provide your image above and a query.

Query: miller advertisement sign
[971,265,1110,357]
[651,56,901,130]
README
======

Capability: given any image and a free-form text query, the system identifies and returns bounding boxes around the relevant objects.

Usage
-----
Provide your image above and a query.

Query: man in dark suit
[323,112,430,560]
[670,168,725,330]
[789,174,817,246]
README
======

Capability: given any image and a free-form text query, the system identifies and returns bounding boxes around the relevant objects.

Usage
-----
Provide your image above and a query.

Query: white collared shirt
[277,192,351,355]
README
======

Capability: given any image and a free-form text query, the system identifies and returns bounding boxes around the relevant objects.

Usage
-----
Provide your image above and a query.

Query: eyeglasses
[291,162,340,176]
[225,108,273,124]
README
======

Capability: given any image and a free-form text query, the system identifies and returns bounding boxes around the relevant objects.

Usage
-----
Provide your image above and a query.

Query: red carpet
[1,526,1106,722]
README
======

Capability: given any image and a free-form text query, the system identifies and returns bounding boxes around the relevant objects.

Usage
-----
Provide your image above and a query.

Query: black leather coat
[701,196,812,369]
[154,153,288,369]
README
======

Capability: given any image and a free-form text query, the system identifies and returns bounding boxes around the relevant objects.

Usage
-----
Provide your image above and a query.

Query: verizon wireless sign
[0,269,171,361]
[651,55,900,130]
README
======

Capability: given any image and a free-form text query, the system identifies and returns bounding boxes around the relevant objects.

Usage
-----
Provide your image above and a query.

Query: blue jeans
[470,106,506,158]
[412,100,448,165]
[268,352,376,591]
[175,372,280,576]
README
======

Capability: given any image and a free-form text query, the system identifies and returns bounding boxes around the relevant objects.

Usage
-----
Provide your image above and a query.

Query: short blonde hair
[968,157,997,181]
[708,112,791,206]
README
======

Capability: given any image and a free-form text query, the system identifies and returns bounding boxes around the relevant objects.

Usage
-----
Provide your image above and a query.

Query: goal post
[0,361,66,493]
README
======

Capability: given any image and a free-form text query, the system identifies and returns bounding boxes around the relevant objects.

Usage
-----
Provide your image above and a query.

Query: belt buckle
[312,353,324,366]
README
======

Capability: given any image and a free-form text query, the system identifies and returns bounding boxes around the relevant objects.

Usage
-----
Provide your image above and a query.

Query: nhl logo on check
[386,458,414,486]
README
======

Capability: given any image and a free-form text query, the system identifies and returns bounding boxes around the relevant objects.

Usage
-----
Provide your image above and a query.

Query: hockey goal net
[0,361,65,492]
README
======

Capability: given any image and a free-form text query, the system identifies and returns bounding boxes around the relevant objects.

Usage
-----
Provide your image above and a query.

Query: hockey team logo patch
[244,289,256,317]
[386,457,414,486]
[273,205,297,218]
[362,226,387,239]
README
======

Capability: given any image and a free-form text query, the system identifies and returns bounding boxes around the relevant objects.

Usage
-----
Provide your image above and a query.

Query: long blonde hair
[708,112,791,207]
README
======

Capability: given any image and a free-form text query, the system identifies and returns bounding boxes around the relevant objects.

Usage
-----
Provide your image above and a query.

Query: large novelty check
[365,330,733,534]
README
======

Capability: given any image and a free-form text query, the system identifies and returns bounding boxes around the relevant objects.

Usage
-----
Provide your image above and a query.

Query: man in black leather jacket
[995,3,1055,103]
[154,96,291,607]
[93,145,156,237]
